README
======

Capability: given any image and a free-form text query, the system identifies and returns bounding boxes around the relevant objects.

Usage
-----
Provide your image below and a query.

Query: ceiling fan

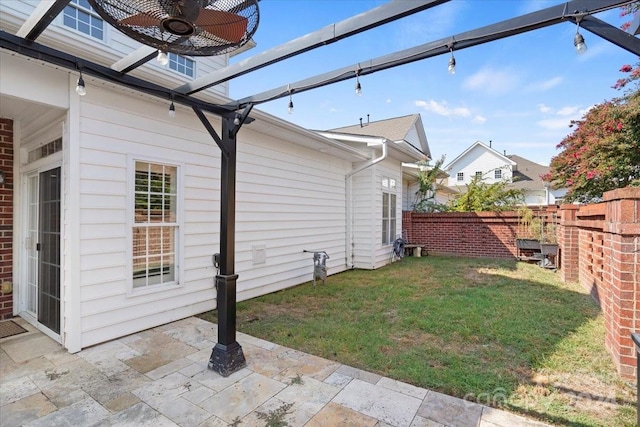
[88,0,259,56]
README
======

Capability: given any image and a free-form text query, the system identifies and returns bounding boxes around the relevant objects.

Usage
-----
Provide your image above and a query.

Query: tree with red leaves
[543,3,640,202]
[542,92,640,202]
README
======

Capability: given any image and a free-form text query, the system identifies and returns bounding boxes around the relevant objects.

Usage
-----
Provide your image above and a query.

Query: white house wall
[62,84,353,349]
[351,163,375,269]
[233,128,351,301]
[447,145,512,187]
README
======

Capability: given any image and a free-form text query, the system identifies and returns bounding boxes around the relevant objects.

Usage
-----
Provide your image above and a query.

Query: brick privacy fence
[402,208,555,259]
[557,188,640,379]
[0,119,13,320]
[403,187,640,379]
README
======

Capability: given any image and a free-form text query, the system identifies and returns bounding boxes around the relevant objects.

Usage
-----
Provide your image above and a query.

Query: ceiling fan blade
[194,9,248,44]
[118,12,162,27]
[117,0,169,27]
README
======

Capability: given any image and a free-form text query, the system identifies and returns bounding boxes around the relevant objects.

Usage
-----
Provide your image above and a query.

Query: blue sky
[227,1,636,166]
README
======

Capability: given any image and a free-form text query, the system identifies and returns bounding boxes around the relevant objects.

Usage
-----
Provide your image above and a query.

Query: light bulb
[574,32,587,55]
[448,56,456,75]
[76,75,86,96]
[168,102,176,117]
[157,50,169,66]
[355,79,362,96]
[233,115,241,126]
[288,99,294,114]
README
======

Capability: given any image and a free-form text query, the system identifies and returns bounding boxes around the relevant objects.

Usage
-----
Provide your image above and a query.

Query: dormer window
[63,0,104,40]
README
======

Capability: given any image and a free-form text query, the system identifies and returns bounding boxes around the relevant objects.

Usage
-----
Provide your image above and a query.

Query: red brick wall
[403,208,556,259]
[0,119,13,320]
[556,188,640,379]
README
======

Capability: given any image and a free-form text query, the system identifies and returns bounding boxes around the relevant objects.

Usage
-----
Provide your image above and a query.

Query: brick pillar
[402,211,413,243]
[603,188,640,379]
[558,204,579,283]
[0,118,13,320]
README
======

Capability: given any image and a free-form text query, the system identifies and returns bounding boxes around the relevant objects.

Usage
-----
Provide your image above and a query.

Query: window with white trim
[63,0,104,40]
[457,172,464,182]
[475,171,483,180]
[494,169,502,179]
[168,53,195,78]
[132,161,178,289]
[382,176,397,245]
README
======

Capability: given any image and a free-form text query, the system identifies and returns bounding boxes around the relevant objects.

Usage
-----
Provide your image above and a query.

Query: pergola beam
[579,15,640,54]
[174,0,450,95]
[111,46,157,74]
[0,31,233,117]
[17,0,71,41]
[228,0,636,109]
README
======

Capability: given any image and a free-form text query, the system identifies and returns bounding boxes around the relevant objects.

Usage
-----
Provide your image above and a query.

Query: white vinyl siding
[233,130,350,301]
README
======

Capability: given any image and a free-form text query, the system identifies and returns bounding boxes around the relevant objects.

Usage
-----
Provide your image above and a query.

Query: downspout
[345,141,388,269]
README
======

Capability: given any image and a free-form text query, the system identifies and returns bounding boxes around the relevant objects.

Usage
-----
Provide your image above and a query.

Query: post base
[208,341,246,377]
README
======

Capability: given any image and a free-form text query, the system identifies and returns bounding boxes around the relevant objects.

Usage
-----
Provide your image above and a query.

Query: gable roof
[445,140,516,170]
[326,114,431,158]
[506,154,551,190]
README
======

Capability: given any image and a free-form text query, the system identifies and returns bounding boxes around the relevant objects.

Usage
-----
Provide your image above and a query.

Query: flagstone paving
[1,316,551,427]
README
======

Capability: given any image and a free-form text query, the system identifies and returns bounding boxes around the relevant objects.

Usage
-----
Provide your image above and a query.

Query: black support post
[209,113,245,376]
[193,106,253,377]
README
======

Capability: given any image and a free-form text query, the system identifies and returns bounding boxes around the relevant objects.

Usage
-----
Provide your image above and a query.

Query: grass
[198,256,637,426]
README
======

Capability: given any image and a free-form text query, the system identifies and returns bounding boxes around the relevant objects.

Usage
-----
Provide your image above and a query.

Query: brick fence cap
[603,187,640,202]
[559,204,580,210]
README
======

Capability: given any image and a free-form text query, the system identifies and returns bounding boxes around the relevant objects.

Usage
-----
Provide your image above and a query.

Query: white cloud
[415,100,471,118]
[473,115,487,124]
[538,103,552,113]
[537,118,573,131]
[527,76,563,92]
[386,99,392,103]
[463,67,520,95]
[556,106,580,116]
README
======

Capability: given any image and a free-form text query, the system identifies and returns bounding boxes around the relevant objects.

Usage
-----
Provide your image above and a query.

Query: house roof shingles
[329,114,420,142]
[506,154,550,190]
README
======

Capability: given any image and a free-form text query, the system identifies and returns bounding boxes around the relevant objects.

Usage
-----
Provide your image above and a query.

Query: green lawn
[198,256,636,426]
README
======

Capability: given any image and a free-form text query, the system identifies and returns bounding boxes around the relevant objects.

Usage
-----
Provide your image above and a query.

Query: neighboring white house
[445,141,566,206]
[0,2,428,351]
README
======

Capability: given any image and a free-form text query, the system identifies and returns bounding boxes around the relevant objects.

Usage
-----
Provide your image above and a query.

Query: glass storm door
[26,167,61,334]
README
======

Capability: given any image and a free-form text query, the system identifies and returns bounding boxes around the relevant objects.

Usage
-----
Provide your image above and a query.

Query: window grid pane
[168,53,195,78]
[63,0,104,40]
[133,161,178,289]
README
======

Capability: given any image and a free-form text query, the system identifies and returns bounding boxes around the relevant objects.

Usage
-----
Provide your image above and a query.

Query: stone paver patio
[1,316,550,427]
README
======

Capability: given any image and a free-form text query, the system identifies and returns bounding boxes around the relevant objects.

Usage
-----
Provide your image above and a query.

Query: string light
[169,100,176,117]
[157,49,169,66]
[448,48,456,75]
[574,21,587,54]
[355,68,362,95]
[287,85,294,114]
[75,70,86,96]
